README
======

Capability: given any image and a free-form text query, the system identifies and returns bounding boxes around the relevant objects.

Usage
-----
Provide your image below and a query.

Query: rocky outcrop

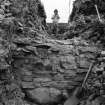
[66,0,105,47]
[70,0,105,22]
[0,0,47,105]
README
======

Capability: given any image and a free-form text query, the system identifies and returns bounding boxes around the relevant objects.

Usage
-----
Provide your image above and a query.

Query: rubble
[0,0,105,105]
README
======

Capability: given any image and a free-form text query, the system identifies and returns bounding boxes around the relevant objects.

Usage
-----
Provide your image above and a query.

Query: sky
[41,0,75,23]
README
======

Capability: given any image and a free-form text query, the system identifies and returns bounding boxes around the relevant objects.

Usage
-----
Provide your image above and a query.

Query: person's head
[54,9,58,15]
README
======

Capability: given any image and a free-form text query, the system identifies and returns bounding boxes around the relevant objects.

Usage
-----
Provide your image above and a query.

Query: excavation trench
[0,0,105,105]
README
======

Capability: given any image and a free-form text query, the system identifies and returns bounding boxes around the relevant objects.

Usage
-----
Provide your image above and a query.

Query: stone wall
[12,37,101,105]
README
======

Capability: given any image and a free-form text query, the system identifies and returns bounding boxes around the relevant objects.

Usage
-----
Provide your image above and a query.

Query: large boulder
[27,87,64,104]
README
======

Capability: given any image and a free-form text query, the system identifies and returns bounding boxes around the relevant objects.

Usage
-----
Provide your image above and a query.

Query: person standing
[51,9,60,35]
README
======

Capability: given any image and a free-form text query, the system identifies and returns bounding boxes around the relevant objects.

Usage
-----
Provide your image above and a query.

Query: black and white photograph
[0,0,105,105]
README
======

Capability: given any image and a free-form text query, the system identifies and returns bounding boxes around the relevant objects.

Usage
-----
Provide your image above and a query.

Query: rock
[21,76,33,82]
[79,46,98,53]
[91,96,105,105]
[25,46,38,55]
[27,87,63,104]
[33,77,52,83]
[61,62,77,70]
[64,70,76,77]
[60,55,75,64]
[60,55,77,70]
[21,69,32,76]
[4,99,27,105]
[53,74,64,81]
[21,82,35,89]
[77,57,90,68]
[33,77,52,87]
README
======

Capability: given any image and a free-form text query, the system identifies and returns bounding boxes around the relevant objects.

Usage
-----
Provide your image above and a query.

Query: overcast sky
[41,0,75,23]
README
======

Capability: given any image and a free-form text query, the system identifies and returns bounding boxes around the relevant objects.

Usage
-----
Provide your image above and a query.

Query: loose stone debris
[0,0,105,105]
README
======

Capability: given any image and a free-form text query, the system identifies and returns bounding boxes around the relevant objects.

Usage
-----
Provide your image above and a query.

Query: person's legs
[56,23,58,35]
[52,23,56,34]
[52,23,59,35]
